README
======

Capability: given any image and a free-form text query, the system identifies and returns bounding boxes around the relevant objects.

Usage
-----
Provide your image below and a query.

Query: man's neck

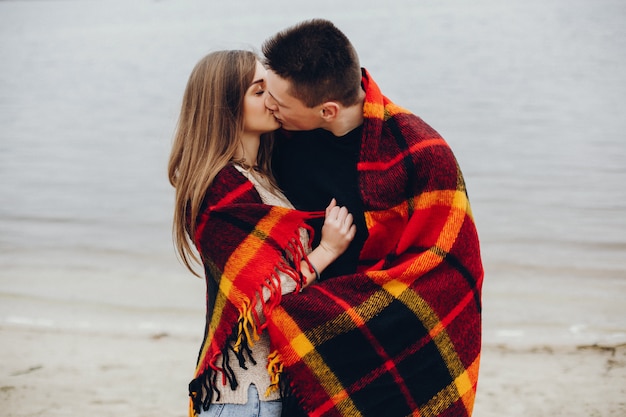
[327,92,365,137]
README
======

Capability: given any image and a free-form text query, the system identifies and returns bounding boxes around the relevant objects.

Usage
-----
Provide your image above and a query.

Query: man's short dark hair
[262,19,362,108]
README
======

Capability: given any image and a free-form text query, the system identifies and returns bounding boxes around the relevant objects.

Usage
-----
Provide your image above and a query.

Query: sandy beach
[1,323,624,417]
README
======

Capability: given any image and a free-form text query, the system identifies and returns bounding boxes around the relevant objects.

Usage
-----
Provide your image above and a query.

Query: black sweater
[272,127,368,280]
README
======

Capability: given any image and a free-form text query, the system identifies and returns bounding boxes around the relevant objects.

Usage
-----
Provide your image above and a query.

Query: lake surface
[1,0,625,347]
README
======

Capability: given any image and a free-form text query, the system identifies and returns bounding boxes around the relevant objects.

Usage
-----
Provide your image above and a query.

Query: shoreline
[1,324,625,417]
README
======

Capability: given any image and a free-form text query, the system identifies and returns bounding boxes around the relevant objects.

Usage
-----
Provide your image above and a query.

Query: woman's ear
[320,102,340,121]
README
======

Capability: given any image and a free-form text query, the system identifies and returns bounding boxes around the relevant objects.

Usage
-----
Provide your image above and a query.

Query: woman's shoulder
[203,164,262,207]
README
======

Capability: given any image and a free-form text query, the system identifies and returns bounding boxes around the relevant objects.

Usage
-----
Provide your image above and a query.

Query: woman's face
[242,61,280,136]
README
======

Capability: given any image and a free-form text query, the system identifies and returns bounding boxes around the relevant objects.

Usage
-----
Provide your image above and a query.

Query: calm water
[1,0,625,346]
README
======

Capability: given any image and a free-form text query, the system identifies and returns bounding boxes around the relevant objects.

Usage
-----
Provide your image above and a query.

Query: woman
[168,50,356,417]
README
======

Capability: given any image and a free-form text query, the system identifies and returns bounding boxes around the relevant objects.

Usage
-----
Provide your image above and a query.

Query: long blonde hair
[168,50,275,276]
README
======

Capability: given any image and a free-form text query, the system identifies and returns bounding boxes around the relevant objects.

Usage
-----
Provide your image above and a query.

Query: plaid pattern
[265,69,483,417]
[188,165,321,416]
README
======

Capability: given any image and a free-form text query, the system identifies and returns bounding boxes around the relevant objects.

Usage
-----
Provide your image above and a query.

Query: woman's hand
[319,198,357,259]
[300,198,357,289]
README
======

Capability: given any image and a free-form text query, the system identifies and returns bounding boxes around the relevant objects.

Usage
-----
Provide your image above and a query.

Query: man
[262,19,483,417]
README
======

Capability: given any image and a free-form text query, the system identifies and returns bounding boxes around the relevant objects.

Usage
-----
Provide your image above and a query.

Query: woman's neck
[233,133,260,169]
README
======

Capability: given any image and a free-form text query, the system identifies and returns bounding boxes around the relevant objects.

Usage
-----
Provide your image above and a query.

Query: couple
[168,19,483,417]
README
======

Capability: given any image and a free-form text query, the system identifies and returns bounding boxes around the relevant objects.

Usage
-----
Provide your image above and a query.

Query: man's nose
[264,94,277,111]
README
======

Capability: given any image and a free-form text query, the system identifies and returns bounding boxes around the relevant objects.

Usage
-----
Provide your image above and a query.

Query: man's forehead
[266,71,294,104]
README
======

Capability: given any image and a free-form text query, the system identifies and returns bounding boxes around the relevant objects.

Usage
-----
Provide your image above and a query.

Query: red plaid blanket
[264,70,483,417]
[187,70,483,417]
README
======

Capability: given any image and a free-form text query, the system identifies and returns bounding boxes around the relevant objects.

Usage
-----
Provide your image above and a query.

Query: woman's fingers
[347,224,357,240]
[324,200,356,239]
[343,213,354,231]
[326,205,340,221]
[337,206,348,222]
[325,198,337,216]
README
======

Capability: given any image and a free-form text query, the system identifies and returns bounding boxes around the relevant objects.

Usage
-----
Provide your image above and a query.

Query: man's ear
[320,102,340,121]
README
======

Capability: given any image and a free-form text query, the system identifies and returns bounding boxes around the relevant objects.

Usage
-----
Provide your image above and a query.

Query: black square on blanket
[314,297,452,413]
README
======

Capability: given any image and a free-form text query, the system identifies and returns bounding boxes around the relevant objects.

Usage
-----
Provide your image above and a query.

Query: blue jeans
[199,384,282,417]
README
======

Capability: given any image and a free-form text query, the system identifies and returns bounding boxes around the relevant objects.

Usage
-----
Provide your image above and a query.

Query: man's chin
[274,118,304,131]
[278,124,301,132]
[273,117,286,129]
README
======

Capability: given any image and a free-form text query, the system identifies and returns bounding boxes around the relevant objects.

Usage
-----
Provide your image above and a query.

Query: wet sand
[1,325,625,417]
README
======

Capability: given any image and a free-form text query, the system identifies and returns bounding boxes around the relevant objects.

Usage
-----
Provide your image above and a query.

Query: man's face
[264,70,322,131]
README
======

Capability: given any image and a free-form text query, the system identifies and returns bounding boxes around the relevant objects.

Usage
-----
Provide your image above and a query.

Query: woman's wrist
[309,262,320,282]
[318,240,340,261]
[300,260,320,291]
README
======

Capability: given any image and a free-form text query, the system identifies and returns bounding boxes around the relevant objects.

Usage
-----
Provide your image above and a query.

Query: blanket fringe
[276,366,308,417]
[265,349,284,397]
[190,229,314,415]
[233,298,259,354]
[266,350,309,417]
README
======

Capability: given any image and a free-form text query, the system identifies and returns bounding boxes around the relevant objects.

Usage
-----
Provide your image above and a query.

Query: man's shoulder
[384,110,443,143]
